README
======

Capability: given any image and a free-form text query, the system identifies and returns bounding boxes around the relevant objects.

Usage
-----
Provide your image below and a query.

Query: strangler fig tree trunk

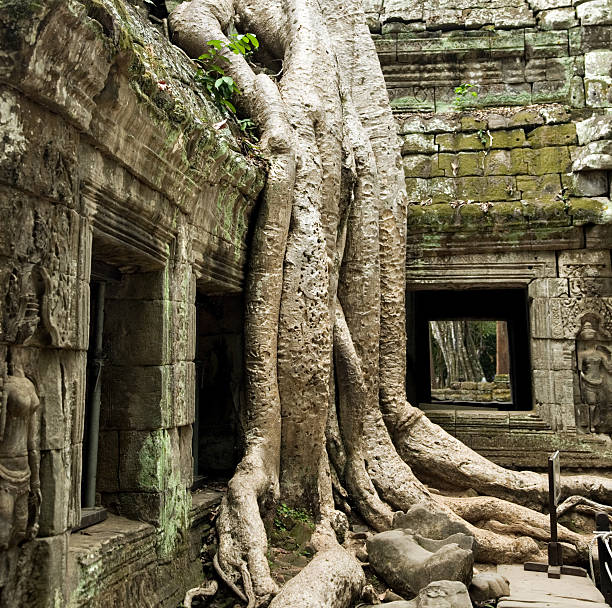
[170,1,612,605]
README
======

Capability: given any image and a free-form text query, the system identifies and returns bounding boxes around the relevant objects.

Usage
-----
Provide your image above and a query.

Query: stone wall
[0,0,263,605]
[369,0,612,468]
[431,377,512,403]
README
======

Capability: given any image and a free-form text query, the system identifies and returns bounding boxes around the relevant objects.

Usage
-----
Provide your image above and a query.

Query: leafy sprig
[195,33,259,115]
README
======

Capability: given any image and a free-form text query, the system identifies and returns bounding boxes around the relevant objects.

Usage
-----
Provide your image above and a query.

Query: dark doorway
[407,288,532,410]
[194,294,244,482]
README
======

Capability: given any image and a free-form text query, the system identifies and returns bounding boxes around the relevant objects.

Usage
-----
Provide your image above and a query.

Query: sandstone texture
[367,529,474,597]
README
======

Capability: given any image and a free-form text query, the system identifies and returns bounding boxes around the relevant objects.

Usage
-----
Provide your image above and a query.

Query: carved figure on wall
[577,318,612,433]
[0,353,41,550]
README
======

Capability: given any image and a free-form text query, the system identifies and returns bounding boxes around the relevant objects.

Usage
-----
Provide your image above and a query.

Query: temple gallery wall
[0,0,610,606]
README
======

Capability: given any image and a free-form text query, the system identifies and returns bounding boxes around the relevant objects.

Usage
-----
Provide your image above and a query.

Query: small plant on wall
[454,82,478,109]
[195,33,259,115]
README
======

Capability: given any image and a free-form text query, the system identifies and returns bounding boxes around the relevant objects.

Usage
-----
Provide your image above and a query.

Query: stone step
[496,564,610,608]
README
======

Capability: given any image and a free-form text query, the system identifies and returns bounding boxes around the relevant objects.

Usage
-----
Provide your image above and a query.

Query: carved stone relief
[0,351,41,550]
[576,315,612,433]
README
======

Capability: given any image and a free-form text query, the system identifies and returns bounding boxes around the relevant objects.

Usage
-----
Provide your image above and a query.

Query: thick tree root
[441,495,589,561]
[557,495,612,518]
[268,546,365,608]
[394,408,612,509]
[183,580,218,608]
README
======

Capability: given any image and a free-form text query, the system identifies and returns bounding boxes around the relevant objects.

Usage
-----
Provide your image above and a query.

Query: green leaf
[221,99,236,113]
[207,39,224,49]
[245,33,259,49]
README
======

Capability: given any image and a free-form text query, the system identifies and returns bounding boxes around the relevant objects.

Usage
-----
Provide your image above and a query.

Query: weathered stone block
[528,279,569,298]
[19,3,113,131]
[539,7,578,30]
[101,365,173,430]
[490,29,526,58]
[438,83,532,112]
[69,443,82,529]
[36,350,83,450]
[525,58,547,83]
[170,298,196,363]
[389,86,436,112]
[570,277,612,297]
[104,299,169,366]
[571,171,609,196]
[554,370,576,407]
[484,150,521,175]
[531,339,575,370]
[0,88,79,206]
[400,133,437,154]
[576,114,612,145]
[0,533,68,608]
[526,30,569,58]
[405,177,429,203]
[531,297,563,338]
[399,114,459,135]
[456,175,519,201]
[573,139,612,170]
[533,369,555,404]
[437,129,528,152]
[559,249,612,277]
[39,448,70,536]
[568,196,611,224]
[517,173,562,199]
[508,108,546,128]
[578,0,612,25]
[525,146,572,175]
[96,431,119,493]
[178,424,193,488]
[527,124,577,147]
[531,0,572,9]
[585,50,612,107]
[109,270,166,301]
[403,154,442,178]
[373,34,397,65]
[172,361,196,428]
[438,152,484,177]
[532,79,572,103]
[119,430,166,492]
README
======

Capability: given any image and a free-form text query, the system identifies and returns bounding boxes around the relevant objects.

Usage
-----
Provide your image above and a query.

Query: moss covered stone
[525,146,573,175]
[517,173,562,199]
[528,124,577,147]
[438,152,484,176]
[403,154,443,178]
[569,197,612,225]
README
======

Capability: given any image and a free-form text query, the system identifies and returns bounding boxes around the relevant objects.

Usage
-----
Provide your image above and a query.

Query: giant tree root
[169,0,608,604]
[394,407,612,509]
[268,546,365,608]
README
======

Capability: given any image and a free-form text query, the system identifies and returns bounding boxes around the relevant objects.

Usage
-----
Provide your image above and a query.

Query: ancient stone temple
[366,0,612,467]
[0,0,262,603]
[0,0,611,606]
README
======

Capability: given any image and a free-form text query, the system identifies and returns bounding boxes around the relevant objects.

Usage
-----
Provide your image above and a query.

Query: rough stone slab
[496,564,607,607]
[578,0,612,25]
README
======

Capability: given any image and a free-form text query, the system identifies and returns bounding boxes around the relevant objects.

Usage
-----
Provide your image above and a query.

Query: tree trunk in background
[431,320,485,384]
[496,321,510,377]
